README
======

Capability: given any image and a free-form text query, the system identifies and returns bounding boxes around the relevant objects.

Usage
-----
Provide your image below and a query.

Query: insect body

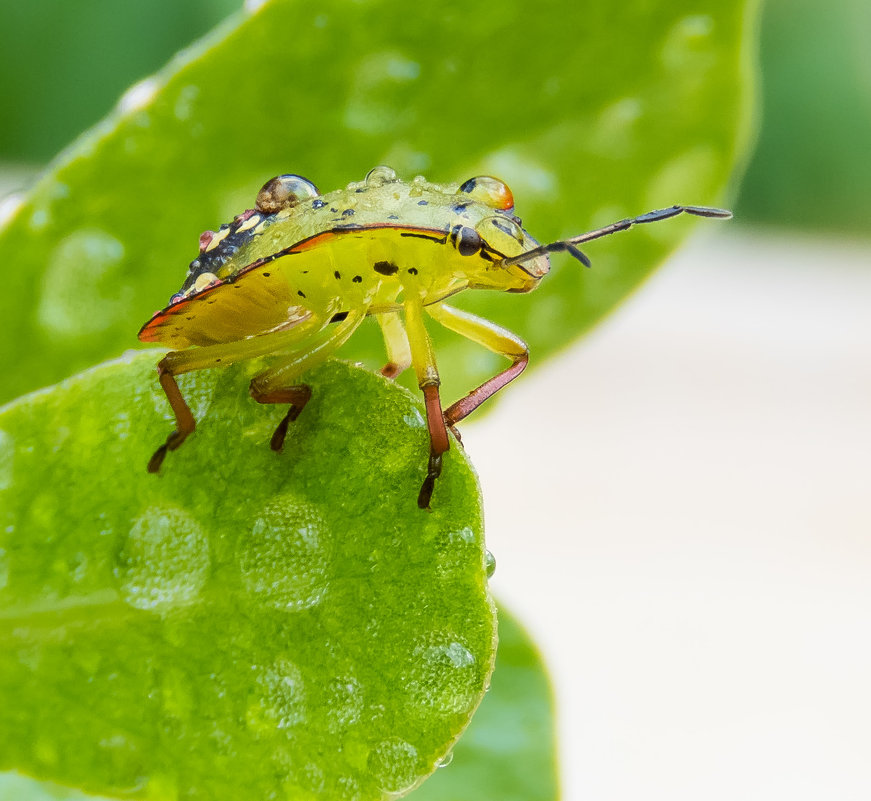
[140,166,730,508]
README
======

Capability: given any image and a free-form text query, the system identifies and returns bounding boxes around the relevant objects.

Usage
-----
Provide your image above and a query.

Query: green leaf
[0,609,556,801]
[0,0,755,404]
[414,609,558,801]
[0,354,496,800]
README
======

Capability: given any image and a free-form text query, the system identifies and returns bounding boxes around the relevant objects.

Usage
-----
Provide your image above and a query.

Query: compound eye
[255,174,319,213]
[451,225,483,256]
[457,175,514,212]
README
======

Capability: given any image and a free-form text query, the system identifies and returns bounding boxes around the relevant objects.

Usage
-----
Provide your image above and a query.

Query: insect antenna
[500,205,733,269]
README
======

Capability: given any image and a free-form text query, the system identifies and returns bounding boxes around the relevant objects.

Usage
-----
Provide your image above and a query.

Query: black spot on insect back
[352,275,362,283]
[374,261,399,276]
[330,311,349,323]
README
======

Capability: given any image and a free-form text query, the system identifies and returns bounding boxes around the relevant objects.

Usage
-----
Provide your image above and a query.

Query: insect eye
[457,175,514,212]
[450,225,483,256]
[255,174,320,213]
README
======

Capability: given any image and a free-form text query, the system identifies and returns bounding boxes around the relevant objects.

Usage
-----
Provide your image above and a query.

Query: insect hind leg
[248,308,365,454]
[250,384,312,451]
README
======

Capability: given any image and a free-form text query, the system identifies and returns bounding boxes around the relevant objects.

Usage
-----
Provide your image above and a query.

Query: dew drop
[365,165,398,187]
[479,148,557,196]
[644,147,719,232]
[589,97,643,157]
[0,193,23,227]
[38,229,129,337]
[437,750,454,768]
[238,495,331,611]
[485,550,496,578]
[344,52,421,134]
[660,14,715,71]
[174,85,199,121]
[0,429,13,491]
[367,736,420,795]
[115,506,210,611]
[405,634,480,715]
[325,675,363,732]
[335,775,362,801]
[249,658,307,732]
[118,77,159,114]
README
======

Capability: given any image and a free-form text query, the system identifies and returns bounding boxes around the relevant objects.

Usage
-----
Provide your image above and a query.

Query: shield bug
[139,166,730,508]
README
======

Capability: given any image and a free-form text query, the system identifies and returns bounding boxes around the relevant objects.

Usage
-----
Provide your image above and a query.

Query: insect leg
[147,319,318,472]
[404,298,449,509]
[425,303,529,427]
[378,310,412,379]
[250,309,365,451]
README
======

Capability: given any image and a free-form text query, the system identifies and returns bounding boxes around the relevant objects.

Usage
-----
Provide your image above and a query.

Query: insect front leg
[425,303,529,426]
[404,298,450,509]
[147,320,317,472]
[249,309,365,452]
[378,310,412,379]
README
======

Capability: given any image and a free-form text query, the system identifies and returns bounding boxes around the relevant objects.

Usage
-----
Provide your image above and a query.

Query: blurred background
[1,1,869,800]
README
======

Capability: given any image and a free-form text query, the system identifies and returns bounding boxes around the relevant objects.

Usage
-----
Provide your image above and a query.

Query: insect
[139,166,730,508]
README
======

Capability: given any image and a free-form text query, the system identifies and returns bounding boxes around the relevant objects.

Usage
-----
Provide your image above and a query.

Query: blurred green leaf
[736,0,871,234]
[0,0,239,164]
[0,355,495,800]
[0,609,556,801]
[0,0,754,405]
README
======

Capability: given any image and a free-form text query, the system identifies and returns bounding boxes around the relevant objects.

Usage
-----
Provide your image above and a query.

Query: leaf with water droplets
[0,354,496,800]
[0,609,556,801]
[0,0,755,404]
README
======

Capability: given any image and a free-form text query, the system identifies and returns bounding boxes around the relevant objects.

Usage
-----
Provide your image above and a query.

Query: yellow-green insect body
[141,169,545,350]
[140,166,730,508]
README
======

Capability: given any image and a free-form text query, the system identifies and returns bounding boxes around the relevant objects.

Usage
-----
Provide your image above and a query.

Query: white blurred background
[476,229,871,800]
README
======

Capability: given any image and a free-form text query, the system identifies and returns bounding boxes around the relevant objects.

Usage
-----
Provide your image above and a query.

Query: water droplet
[437,750,454,768]
[118,77,159,114]
[29,208,49,230]
[365,165,398,186]
[405,634,480,715]
[484,550,496,578]
[344,52,421,134]
[367,736,420,795]
[0,193,23,227]
[335,775,362,801]
[479,148,557,197]
[325,675,363,732]
[0,429,13,491]
[589,97,643,157]
[249,659,307,731]
[115,506,210,611]
[644,147,719,232]
[238,495,331,611]
[660,16,717,74]
[174,85,199,121]
[38,229,130,337]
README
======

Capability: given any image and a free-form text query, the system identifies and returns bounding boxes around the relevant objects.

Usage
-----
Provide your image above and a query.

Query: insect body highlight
[139,166,730,508]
